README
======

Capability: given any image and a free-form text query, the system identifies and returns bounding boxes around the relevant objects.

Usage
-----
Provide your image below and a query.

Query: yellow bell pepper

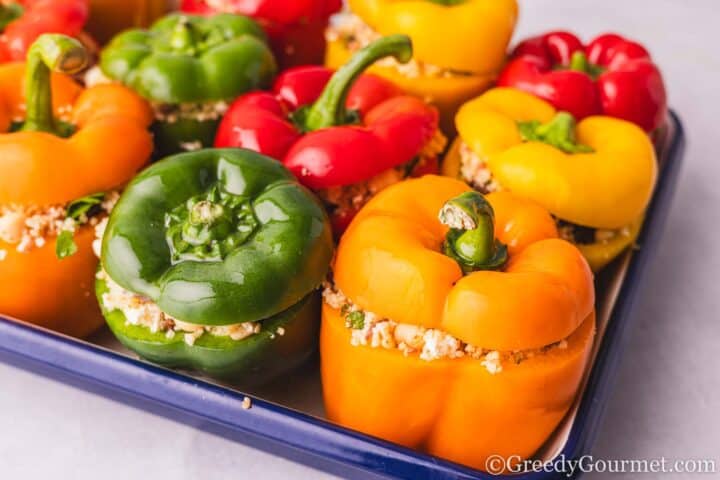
[443,87,657,270]
[325,0,518,133]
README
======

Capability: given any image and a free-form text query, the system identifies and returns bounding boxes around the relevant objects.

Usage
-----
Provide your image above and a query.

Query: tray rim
[0,112,686,480]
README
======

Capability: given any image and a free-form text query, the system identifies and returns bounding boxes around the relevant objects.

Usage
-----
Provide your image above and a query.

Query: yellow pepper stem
[439,192,508,273]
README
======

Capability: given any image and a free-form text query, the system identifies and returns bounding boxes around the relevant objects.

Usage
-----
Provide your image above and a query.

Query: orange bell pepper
[321,175,595,472]
[0,34,153,337]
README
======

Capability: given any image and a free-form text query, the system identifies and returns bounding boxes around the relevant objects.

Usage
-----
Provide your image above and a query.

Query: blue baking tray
[0,112,685,479]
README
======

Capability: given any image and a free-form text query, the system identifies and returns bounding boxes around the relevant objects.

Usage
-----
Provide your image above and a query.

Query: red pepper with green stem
[0,0,88,63]
[215,35,445,234]
[497,31,667,132]
[180,0,341,68]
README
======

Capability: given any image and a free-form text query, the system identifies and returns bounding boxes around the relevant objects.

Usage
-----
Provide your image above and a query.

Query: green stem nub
[517,112,594,154]
[170,17,198,55]
[302,34,413,132]
[439,192,508,273]
[21,34,88,135]
[568,51,604,79]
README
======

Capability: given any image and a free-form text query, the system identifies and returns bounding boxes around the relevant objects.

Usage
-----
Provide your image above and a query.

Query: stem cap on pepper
[100,13,277,104]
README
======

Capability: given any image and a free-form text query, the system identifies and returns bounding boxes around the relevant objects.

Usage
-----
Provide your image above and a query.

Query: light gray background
[1,1,717,478]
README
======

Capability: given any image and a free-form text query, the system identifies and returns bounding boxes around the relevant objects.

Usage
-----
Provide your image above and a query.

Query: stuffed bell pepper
[181,0,342,68]
[443,88,657,271]
[0,34,154,337]
[97,12,277,154]
[498,31,667,132]
[322,175,595,471]
[215,35,446,235]
[96,148,333,381]
[325,0,518,133]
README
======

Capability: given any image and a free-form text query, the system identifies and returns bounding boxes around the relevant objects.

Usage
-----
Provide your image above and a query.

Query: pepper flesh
[180,0,341,68]
[0,34,154,337]
[322,175,595,471]
[446,87,657,270]
[498,31,667,132]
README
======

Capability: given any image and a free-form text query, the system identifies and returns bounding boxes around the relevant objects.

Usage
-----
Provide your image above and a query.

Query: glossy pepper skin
[498,31,667,132]
[443,87,657,271]
[98,148,333,379]
[322,175,595,471]
[0,0,88,62]
[0,34,154,337]
[325,0,518,134]
[100,12,277,154]
[216,35,441,235]
[180,0,341,68]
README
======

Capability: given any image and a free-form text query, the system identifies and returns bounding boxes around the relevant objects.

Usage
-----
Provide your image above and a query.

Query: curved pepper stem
[21,34,88,135]
[303,34,412,131]
[439,192,508,273]
[517,112,594,154]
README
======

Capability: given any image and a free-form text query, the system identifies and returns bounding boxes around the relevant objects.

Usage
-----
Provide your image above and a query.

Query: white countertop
[2,1,718,478]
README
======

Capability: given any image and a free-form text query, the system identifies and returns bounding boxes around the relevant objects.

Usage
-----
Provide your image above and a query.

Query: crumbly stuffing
[98,269,261,345]
[84,65,113,88]
[152,100,229,124]
[458,141,501,194]
[318,129,447,218]
[0,191,119,255]
[323,283,569,374]
[327,13,470,80]
[179,140,204,152]
[557,219,631,245]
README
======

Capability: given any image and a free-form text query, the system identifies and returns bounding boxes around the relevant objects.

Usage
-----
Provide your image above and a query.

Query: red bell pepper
[180,0,341,68]
[215,35,443,234]
[0,0,88,62]
[497,31,667,132]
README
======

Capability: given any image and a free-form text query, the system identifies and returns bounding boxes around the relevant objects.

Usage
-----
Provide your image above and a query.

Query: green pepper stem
[517,111,594,154]
[170,16,197,54]
[425,0,466,5]
[569,51,590,73]
[303,35,412,131]
[21,34,88,135]
[439,192,508,273]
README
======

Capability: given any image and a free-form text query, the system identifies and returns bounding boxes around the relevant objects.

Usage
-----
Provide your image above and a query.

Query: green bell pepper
[99,12,277,154]
[97,148,333,380]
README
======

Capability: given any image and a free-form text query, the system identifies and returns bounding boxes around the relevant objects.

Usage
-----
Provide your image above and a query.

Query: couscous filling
[327,13,472,79]
[97,269,265,346]
[0,191,119,257]
[93,220,269,346]
[322,283,569,374]
[318,128,447,219]
[458,141,630,245]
